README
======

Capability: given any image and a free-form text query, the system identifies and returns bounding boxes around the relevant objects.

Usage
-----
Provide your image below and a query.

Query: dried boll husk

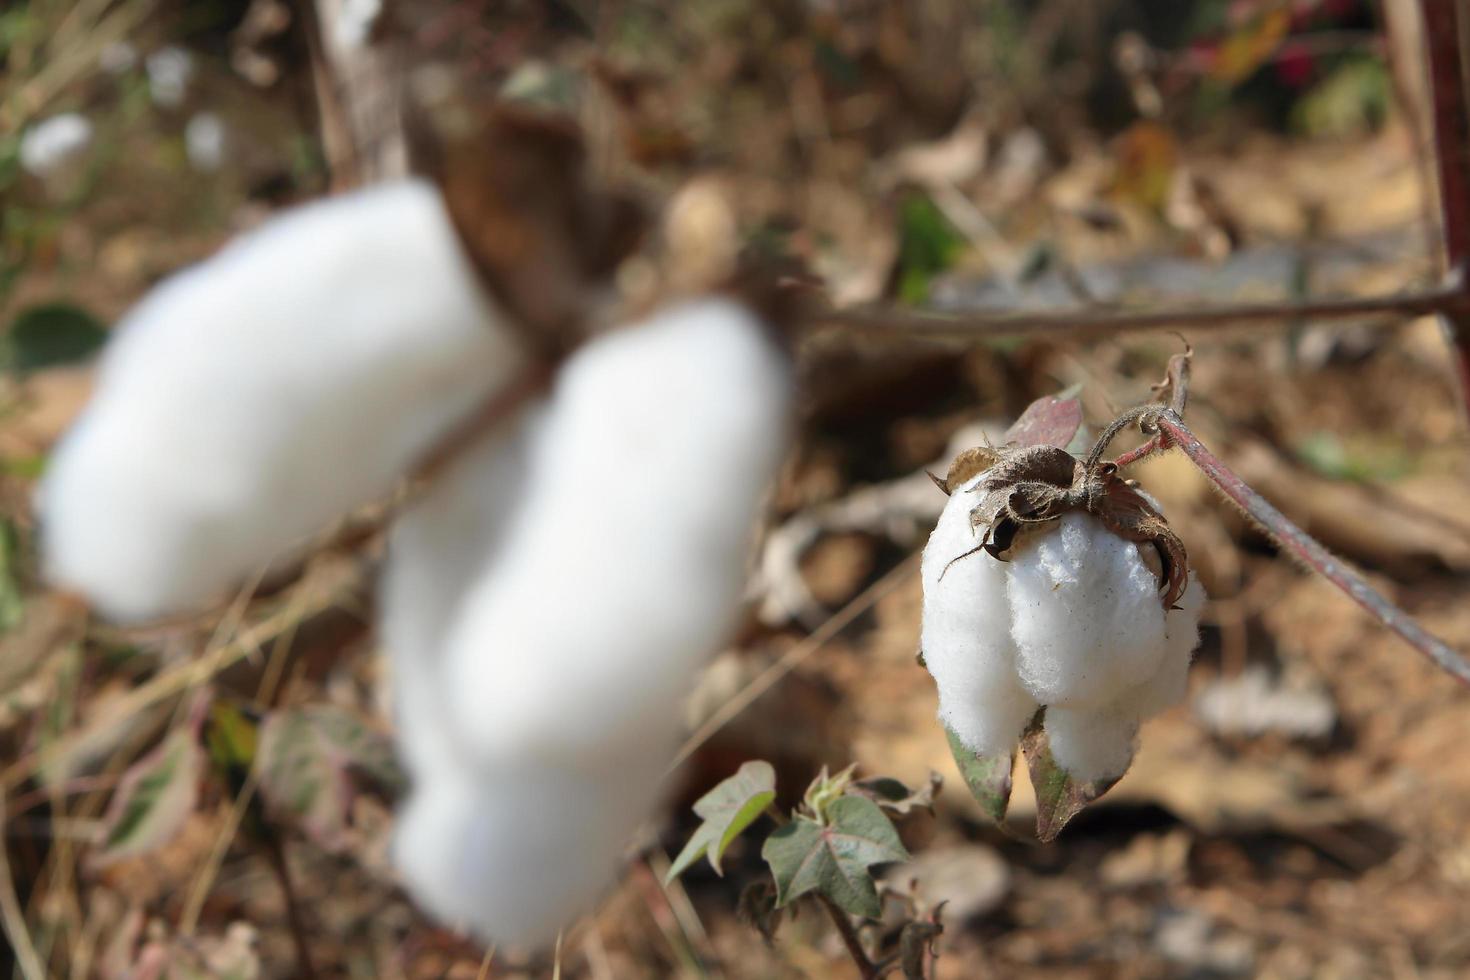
[39,179,527,621]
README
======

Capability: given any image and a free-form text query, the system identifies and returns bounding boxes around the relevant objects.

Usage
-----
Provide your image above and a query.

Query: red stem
[1420,0,1470,407]
[1149,413,1470,688]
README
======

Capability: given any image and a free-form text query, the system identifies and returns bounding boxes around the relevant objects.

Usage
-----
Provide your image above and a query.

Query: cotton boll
[185,113,227,172]
[19,114,93,177]
[919,462,1206,782]
[440,298,792,769]
[41,179,526,621]
[393,756,660,947]
[394,298,791,945]
[1007,512,1169,709]
[146,47,194,108]
[920,474,1036,756]
[379,412,542,781]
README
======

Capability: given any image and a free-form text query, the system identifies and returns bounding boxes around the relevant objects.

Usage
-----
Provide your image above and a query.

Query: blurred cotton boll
[19,113,93,178]
[390,298,792,946]
[185,113,227,172]
[393,755,662,945]
[40,179,526,621]
[921,474,1204,784]
[145,46,194,108]
[378,413,542,780]
[440,298,792,768]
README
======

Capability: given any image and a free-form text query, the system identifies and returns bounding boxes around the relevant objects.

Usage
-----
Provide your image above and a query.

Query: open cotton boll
[40,179,526,621]
[379,411,542,781]
[439,297,792,769]
[921,466,1204,782]
[920,473,1037,757]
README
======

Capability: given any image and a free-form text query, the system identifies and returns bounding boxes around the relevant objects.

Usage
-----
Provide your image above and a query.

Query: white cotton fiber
[920,473,1037,757]
[40,179,525,621]
[379,412,541,781]
[921,468,1205,784]
[393,756,660,945]
[1007,512,1168,709]
[391,298,792,947]
[439,298,792,769]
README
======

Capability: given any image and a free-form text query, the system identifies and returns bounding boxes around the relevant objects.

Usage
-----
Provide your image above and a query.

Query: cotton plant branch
[811,275,1470,344]
[1111,407,1470,689]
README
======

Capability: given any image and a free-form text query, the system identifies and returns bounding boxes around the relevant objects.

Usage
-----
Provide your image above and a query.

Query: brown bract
[935,441,1189,611]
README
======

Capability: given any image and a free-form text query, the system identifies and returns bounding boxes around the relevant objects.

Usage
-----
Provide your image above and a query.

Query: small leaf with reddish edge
[1020,716,1125,843]
[92,726,205,866]
[944,725,1013,825]
[1002,393,1083,450]
[256,705,404,850]
[666,760,776,881]
[761,796,909,918]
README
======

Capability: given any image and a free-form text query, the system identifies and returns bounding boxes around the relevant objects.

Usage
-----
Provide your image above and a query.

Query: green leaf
[93,726,204,865]
[1020,717,1125,843]
[2,302,108,373]
[761,796,909,918]
[896,194,965,305]
[667,760,776,881]
[801,762,857,822]
[944,725,1014,825]
[204,700,259,796]
[0,519,27,634]
[846,771,942,816]
[256,705,405,850]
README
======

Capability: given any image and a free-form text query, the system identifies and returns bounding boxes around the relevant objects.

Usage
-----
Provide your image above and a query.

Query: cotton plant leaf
[846,771,942,816]
[92,725,205,866]
[0,519,26,634]
[2,302,108,373]
[944,725,1014,826]
[667,759,776,881]
[256,705,404,851]
[203,699,259,794]
[1020,717,1125,843]
[761,796,909,919]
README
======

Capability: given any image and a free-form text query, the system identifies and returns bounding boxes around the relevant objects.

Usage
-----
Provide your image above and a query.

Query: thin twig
[2,560,364,792]
[817,894,878,980]
[812,277,1468,343]
[669,554,920,771]
[475,944,497,980]
[265,834,319,980]
[1133,410,1470,687]
[0,790,47,980]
